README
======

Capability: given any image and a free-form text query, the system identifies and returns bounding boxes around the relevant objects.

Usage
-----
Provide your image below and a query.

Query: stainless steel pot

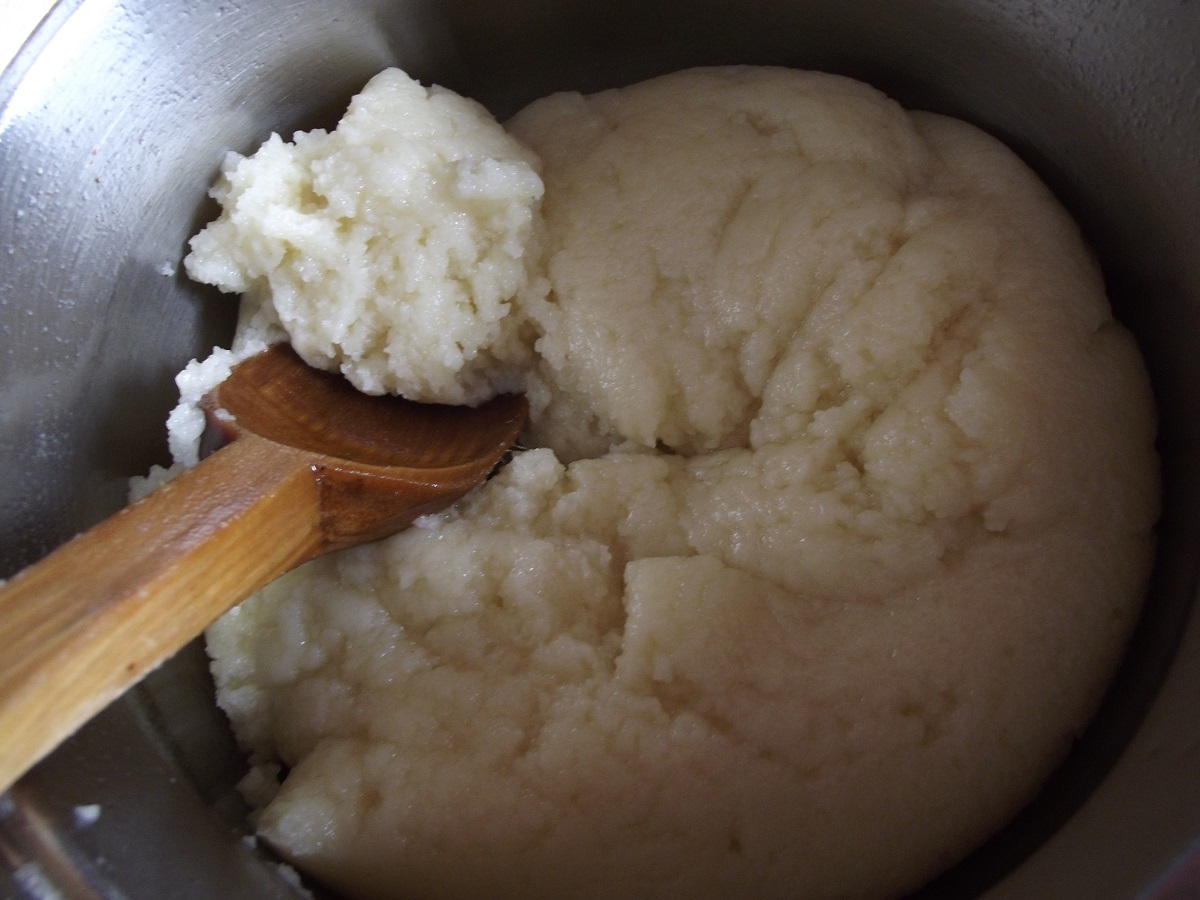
[1,1,1197,897]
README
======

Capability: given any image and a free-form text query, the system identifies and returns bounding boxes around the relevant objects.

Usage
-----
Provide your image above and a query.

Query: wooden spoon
[0,344,527,792]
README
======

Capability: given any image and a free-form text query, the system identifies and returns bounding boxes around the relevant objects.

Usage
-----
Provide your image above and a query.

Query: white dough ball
[199,67,1158,900]
[184,67,545,405]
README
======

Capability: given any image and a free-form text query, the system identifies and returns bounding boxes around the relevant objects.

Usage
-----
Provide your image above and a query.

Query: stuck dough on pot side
[183,66,1158,899]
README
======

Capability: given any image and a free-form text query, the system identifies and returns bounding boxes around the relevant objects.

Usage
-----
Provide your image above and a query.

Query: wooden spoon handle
[0,434,324,792]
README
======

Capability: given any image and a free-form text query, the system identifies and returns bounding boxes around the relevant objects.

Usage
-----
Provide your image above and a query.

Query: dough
[185,68,544,406]
[187,66,1158,899]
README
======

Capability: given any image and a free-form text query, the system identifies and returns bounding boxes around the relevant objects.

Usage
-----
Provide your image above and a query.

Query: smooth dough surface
[198,67,1158,899]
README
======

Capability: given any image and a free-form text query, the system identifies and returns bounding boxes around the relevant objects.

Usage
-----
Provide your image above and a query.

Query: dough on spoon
[185,67,545,406]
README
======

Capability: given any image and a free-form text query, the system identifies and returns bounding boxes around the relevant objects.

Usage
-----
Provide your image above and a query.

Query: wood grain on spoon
[0,344,526,793]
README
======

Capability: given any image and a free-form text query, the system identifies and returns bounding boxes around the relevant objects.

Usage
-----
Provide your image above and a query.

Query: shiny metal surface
[1,0,1198,897]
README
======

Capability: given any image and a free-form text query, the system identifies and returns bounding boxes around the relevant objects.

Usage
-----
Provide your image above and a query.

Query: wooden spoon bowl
[0,344,526,792]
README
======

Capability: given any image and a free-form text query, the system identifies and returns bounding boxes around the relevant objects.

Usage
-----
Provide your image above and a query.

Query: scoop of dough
[184,67,545,405]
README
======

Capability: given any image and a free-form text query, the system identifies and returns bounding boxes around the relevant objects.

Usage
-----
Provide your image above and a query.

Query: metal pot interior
[1,1,1198,896]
